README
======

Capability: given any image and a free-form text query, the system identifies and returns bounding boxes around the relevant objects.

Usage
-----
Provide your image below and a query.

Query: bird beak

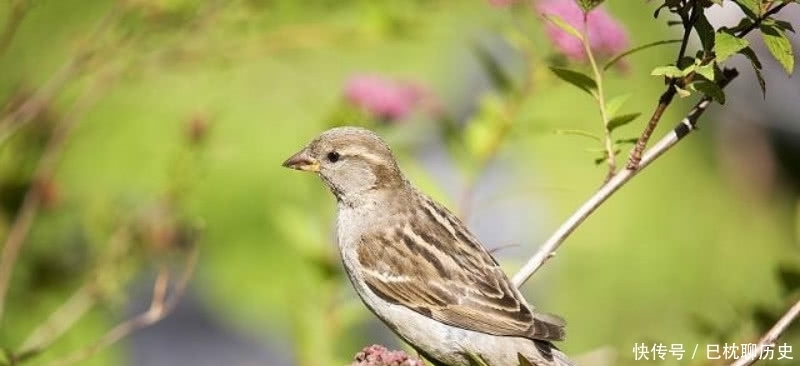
[282,148,320,172]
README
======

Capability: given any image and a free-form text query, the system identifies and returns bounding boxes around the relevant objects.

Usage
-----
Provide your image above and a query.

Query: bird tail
[551,349,576,366]
[530,341,576,366]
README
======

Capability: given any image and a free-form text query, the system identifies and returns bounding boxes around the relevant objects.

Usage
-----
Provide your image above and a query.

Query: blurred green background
[0,1,797,365]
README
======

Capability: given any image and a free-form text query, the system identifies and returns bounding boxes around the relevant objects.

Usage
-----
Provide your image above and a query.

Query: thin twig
[512,69,738,286]
[12,286,97,364]
[0,0,28,57]
[580,12,615,181]
[13,228,133,363]
[729,299,800,366]
[41,246,199,366]
[626,1,789,169]
[0,3,122,322]
[0,75,111,323]
[0,2,120,147]
[626,0,697,169]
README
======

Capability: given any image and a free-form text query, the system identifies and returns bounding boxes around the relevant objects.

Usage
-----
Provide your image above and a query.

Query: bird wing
[355,193,565,342]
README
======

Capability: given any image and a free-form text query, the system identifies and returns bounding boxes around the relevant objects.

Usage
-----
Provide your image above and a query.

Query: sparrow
[282,127,573,366]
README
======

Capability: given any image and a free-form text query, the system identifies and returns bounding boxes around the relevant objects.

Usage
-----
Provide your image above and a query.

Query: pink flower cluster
[349,345,425,366]
[535,0,629,61]
[344,74,431,122]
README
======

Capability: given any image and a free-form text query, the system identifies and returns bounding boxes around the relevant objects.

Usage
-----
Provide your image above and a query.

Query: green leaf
[695,62,716,80]
[728,17,755,33]
[466,351,492,366]
[603,39,682,71]
[674,84,691,98]
[692,80,726,104]
[777,265,800,296]
[577,0,604,12]
[518,353,535,366]
[542,14,583,41]
[760,23,795,74]
[549,67,597,96]
[607,113,641,132]
[605,93,631,117]
[472,43,514,93]
[764,18,795,33]
[693,12,716,52]
[739,46,766,97]
[732,0,759,18]
[615,137,639,145]
[651,65,684,78]
[715,31,750,62]
[555,129,602,142]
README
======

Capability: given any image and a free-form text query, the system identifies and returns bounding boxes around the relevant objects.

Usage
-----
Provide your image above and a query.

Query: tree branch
[39,245,198,366]
[11,228,133,364]
[0,0,29,57]
[0,2,120,147]
[512,69,738,287]
[625,1,788,169]
[729,299,800,366]
[0,75,111,323]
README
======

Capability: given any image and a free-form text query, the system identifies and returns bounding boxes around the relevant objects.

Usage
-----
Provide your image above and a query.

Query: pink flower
[535,0,629,61]
[344,74,432,122]
[349,345,425,366]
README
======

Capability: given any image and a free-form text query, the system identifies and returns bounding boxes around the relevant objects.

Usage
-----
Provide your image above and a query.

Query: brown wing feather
[356,192,565,342]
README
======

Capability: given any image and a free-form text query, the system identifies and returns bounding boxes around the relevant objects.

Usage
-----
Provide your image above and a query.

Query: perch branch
[729,299,800,366]
[512,69,738,287]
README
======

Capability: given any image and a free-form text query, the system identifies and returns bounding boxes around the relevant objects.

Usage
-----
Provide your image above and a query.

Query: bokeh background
[1,1,798,366]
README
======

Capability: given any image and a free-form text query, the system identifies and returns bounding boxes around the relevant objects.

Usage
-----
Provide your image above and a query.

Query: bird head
[282,127,406,201]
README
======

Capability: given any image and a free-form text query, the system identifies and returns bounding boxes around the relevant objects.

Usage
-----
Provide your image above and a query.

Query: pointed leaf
[473,43,514,93]
[542,14,584,41]
[615,137,639,145]
[728,17,755,34]
[518,353,535,366]
[760,23,795,74]
[607,113,641,132]
[549,67,597,96]
[778,265,800,295]
[732,0,759,18]
[577,0,605,12]
[739,46,766,97]
[675,84,692,98]
[651,65,684,78]
[694,12,716,52]
[715,31,750,62]
[692,80,726,104]
[604,39,682,71]
[555,129,602,141]
[605,94,631,117]
[695,62,716,81]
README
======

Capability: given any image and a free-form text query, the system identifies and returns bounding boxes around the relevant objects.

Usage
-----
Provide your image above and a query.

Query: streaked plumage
[282,127,573,366]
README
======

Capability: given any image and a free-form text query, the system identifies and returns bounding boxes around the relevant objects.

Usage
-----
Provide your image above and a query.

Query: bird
[282,126,573,366]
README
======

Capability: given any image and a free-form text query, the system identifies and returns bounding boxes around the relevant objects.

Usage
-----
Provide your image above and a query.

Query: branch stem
[580,13,615,180]
[728,299,800,366]
[512,69,738,286]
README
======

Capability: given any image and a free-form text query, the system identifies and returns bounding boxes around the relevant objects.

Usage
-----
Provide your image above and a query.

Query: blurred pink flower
[535,0,629,61]
[349,345,425,366]
[344,74,434,122]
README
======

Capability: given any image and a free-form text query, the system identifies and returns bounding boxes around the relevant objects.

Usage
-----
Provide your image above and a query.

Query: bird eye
[326,151,340,163]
